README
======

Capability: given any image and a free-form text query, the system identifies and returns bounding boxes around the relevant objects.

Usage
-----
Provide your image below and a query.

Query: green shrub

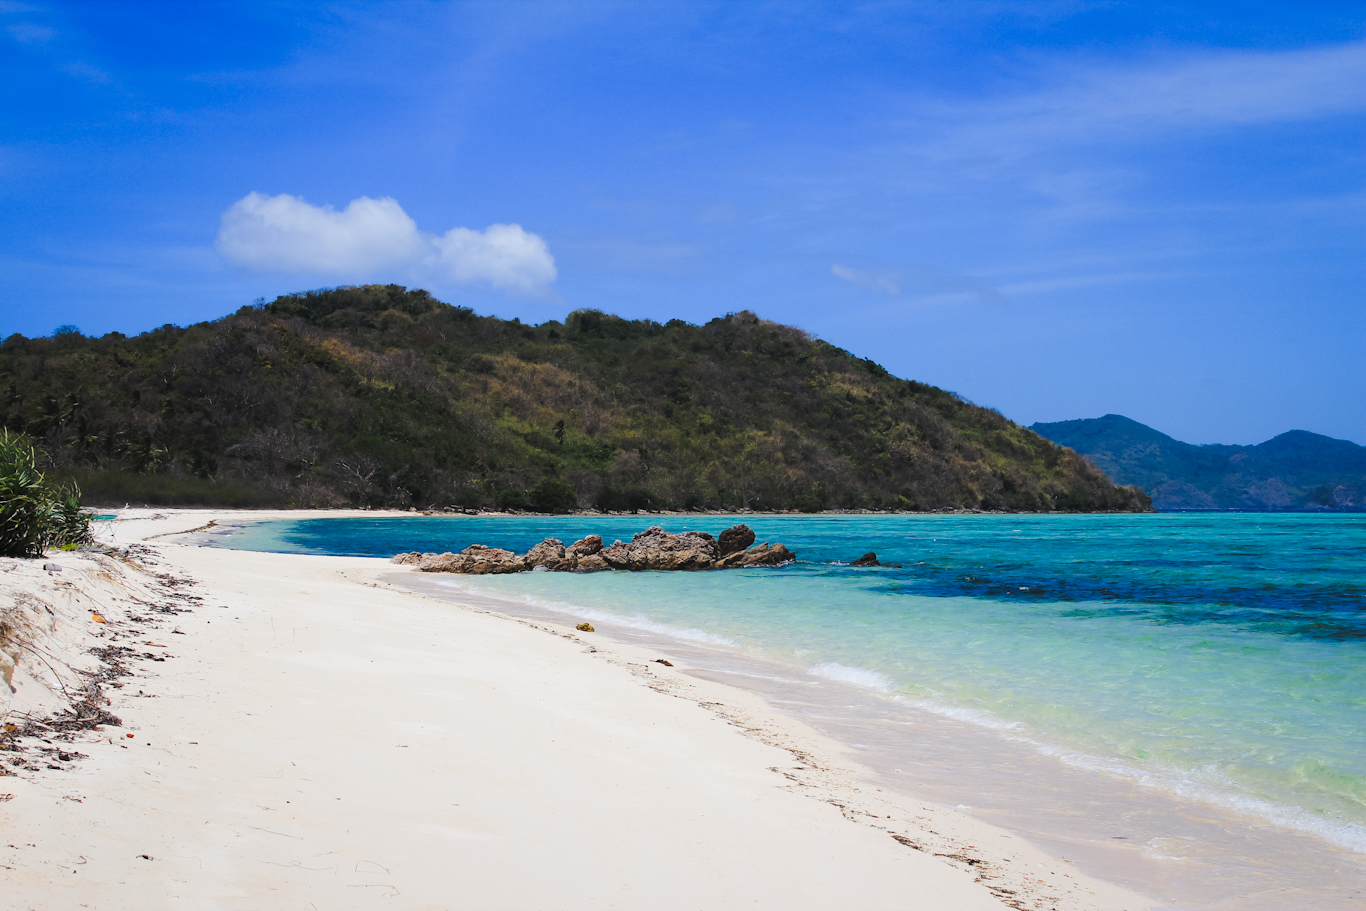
[494,484,530,511]
[530,477,579,514]
[0,430,92,557]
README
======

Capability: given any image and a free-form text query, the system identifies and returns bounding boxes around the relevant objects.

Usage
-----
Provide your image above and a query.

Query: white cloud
[218,193,425,274]
[434,223,557,298]
[216,192,557,299]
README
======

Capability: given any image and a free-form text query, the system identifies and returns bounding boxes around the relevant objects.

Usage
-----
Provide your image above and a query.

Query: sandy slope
[0,509,1154,910]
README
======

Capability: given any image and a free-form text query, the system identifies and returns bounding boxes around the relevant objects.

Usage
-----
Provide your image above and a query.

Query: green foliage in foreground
[0,430,92,557]
[1,285,1151,513]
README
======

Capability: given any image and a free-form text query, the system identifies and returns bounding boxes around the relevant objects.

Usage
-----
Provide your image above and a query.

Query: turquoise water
[221,513,1366,854]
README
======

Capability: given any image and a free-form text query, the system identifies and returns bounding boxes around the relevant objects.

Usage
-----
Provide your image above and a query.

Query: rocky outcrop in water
[848,551,901,568]
[566,535,603,558]
[400,544,528,574]
[718,524,756,557]
[524,538,566,567]
[393,524,795,575]
[600,527,718,571]
[716,541,794,568]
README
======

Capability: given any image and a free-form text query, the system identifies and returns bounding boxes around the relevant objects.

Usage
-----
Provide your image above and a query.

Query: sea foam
[810,662,895,692]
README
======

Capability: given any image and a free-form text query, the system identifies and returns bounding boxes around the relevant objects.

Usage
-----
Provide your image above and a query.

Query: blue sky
[2,2,1363,445]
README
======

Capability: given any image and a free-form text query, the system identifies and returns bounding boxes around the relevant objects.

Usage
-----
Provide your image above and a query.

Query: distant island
[1031,414,1365,511]
[1,285,1149,513]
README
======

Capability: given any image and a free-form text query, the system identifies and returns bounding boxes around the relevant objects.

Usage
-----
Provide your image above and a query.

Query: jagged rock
[525,538,566,567]
[461,544,508,557]
[566,535,603,557]
[413,552,457,571]
[418,543,528,574]
[570,553,611,572]
[715,542,796,568]
[599,526,718,571]
[404,551,451,569]
[397,525,794,574]
[717,524,756,557]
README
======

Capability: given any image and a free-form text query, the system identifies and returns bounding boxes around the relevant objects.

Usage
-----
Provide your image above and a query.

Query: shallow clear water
[221,513,1366,860]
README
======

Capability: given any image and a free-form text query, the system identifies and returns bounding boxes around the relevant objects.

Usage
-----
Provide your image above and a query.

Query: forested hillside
[1,285,1149,512]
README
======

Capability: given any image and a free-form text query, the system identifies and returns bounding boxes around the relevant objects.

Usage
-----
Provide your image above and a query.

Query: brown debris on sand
[393,524,796,575]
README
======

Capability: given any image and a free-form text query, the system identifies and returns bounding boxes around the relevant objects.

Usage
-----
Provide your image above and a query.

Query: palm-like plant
[0,430,92,557]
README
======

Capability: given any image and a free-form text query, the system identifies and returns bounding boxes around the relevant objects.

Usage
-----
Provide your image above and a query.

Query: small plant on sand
[0,430,92,558]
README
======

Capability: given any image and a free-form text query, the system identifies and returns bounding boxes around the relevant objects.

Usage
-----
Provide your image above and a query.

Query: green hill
[1031,414,1365,510]
[1,285,1149,513]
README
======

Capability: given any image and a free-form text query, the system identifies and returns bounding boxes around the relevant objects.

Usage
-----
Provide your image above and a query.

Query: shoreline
[84,504,1162,518]
[397,570,1366,910]
[200,509,1366,907]
[0,508,1151,909]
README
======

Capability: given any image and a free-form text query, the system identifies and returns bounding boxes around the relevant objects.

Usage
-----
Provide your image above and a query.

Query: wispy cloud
[832,259,1185,305]
[927,39,1366,156]
[832,263,1004,304]
[216,193,557,299]
[6,22,53,44]
[831,264,900,295]
[61,61,111,84]
[997,270,1182,296]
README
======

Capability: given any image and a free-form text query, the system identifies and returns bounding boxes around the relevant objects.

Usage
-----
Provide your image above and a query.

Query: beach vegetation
[0,430,93,557]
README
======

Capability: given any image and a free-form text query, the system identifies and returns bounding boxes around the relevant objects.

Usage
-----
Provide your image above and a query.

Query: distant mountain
[1030,414,1366,510]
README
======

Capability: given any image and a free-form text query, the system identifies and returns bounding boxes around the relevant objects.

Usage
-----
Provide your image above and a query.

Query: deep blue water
[221,512,1366,851]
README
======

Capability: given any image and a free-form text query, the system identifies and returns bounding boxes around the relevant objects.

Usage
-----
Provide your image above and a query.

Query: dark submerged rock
[851,552,881,567]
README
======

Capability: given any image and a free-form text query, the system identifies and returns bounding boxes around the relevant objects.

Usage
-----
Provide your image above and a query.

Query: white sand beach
[0,509,1154,910]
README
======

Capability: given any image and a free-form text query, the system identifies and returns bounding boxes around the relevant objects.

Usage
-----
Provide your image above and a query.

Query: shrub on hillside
[0,430,92,557]
[530,477,579,514]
